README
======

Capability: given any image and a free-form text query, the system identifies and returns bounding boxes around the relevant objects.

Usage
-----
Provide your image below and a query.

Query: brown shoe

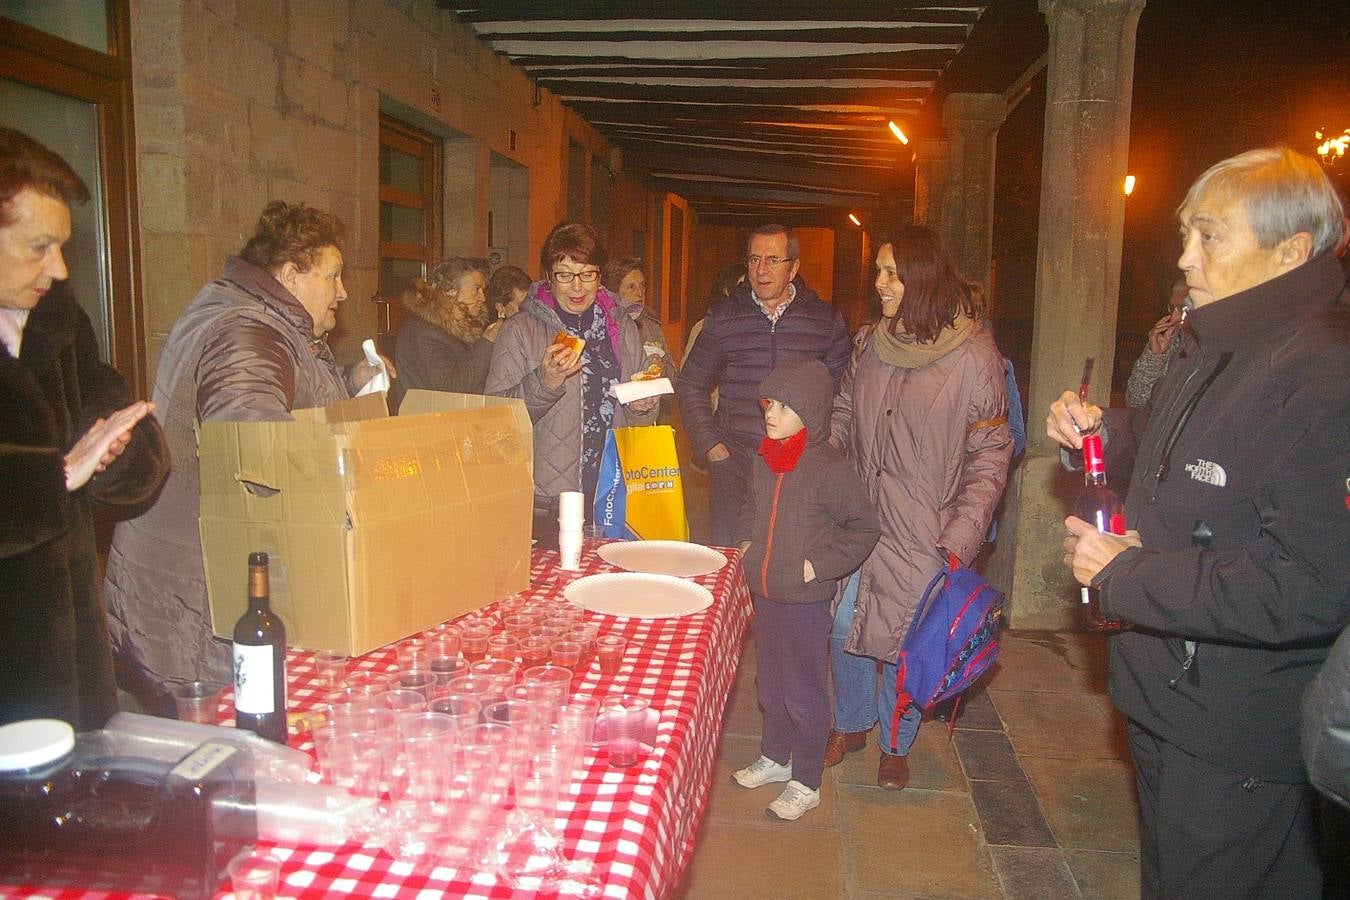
[877,752,910,790]
[823,730,868,767]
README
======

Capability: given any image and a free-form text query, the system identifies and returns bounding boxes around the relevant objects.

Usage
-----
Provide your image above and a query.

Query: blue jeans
[831,570,921,755]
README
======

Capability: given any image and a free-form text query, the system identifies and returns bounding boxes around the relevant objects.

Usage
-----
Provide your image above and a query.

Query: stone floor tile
[990,846,1081,899]
[838,784,1001,898]
[969,780,1056,848]
[831,719,966,793]
[947,687,1003,731]
[987,688,1129,761]
[1020,756,1140,852]
[993,630,1108,695]
[955,730,1024,782]
[1063,848,1141,900]
[671,820,844,899]
[706,733,839,831]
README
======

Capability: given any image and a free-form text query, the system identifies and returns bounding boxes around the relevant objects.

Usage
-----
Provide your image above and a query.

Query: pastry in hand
[631,361,664,382]
[552,331,586,357]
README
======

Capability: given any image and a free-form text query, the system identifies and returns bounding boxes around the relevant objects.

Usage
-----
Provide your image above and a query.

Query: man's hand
[707,443,731,463]
[540,342,583,390]
[1147,309,1183,355]
[1047,390,1103,450]
[65,401,154,491]
[803,559,816,582]
[625,396,658,415]
[1062,515,1141,586]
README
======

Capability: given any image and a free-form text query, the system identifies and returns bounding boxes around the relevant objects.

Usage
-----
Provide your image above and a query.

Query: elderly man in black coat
[0,128,169,730]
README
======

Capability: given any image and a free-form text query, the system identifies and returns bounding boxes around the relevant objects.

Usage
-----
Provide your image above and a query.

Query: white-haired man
[1048,147,1349,897]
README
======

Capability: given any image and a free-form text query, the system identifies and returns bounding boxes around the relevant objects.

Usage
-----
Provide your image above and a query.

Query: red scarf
[758,428,809,474]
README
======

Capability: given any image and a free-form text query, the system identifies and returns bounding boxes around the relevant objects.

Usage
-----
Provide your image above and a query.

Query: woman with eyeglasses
[486,222,657,510]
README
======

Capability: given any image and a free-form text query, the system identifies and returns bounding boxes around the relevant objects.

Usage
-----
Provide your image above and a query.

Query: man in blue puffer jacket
[676,224,852,546]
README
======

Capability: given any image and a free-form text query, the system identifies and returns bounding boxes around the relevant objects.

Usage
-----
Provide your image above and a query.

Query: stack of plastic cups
[558,491,584,569]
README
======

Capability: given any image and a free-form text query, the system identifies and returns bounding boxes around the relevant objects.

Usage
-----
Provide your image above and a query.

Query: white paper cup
[558,491,584,527]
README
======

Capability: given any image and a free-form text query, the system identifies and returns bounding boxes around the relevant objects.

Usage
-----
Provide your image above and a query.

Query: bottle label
[233,643,275,714]
[169,741,237,782]
[1082,434,1106,477]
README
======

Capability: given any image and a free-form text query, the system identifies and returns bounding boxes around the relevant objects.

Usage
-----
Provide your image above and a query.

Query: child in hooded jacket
[733,357,880,820]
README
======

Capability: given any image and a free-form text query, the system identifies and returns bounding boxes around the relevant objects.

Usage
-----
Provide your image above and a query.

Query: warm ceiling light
[1123,174,1136,196]
[888,121,909,145]
[848,213,861,227]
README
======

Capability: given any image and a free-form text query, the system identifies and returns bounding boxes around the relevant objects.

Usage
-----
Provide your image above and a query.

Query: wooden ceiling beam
[566,101,914,125]
[652,177,878,210]
[624,148,893,192]
[545,83,928,104]
[521,65,943,82]
[445,3,983,24]
[503,49,958,69]
[480,26,968,44]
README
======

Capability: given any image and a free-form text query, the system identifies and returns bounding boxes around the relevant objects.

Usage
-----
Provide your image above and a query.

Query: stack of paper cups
[558,491,584,569]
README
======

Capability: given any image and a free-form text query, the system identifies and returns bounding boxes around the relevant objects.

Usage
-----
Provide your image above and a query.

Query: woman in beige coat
[824,226,1012,790]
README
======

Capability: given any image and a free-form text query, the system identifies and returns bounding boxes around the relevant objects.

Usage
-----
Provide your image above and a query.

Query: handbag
[593,425,689,541]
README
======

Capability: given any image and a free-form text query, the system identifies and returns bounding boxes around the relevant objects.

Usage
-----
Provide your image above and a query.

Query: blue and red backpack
[889,556,1004,736]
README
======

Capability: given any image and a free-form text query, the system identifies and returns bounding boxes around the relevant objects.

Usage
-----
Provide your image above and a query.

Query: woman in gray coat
[486,223,657,507]
[825,226,1012,790]
[105,201,382,711]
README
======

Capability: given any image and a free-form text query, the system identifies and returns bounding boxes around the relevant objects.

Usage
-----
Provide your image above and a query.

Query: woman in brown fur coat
[392,257,495,409]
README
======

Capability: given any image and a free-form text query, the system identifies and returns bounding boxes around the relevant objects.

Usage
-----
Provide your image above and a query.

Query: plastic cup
[396,637,429,671]
[522,664,573,696]
[313,651,348,689]
[379,688,428,712]
[445,674,498,706]
[459,623,492,663]
[429,654,468,684]
[391,667,437,700]
[502,613,537,638]
[550,639,583,670]
[430,695,482,731]
[602,694,649,768]
[227,850,281,900]
[318,731,386,796]
[596,635,627,676]
[486,633,519,662]
[169,681,224,725]
[558,695,600,751]
[519,634,551,668]
[583,522,607,553]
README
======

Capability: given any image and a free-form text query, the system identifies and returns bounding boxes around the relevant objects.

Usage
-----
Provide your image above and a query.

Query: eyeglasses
[746,255,794,268]
[551,270,600,284]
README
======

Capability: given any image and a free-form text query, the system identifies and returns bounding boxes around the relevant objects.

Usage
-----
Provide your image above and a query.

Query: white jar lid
[0,719,76,771]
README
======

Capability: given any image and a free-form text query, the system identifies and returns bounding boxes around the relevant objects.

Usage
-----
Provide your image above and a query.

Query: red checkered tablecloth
[3,546,752,899]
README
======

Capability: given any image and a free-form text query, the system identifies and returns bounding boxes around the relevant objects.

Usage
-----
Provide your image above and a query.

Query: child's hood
[759,357,834,446]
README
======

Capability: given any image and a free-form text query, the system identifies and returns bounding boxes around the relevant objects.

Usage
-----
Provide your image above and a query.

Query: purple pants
[752,594,833,790]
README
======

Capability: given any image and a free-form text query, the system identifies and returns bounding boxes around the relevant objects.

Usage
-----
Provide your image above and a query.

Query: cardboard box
[199,390,533,656]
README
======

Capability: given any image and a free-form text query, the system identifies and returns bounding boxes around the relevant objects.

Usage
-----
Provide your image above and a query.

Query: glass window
[379,143,423,196]
[1,0,109,54]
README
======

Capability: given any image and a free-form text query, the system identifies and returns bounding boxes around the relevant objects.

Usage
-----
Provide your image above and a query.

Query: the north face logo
[1184,458,1227,487]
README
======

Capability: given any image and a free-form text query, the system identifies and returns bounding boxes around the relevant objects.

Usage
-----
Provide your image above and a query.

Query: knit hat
[758,357,834,446]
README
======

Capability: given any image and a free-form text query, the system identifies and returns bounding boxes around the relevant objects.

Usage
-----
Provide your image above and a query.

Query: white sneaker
[766,780,820,821]
[732,755,792,788]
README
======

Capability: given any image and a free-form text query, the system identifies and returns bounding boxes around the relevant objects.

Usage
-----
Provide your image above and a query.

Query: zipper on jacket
[760,472,786,597]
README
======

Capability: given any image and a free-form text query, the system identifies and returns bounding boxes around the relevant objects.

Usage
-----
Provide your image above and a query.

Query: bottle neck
[1082,434,1108,486]
[248,565,270,610]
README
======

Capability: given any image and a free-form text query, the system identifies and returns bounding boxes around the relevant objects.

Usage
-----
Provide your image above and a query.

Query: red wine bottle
[1074,435,1132,632]
[232,552,289,743]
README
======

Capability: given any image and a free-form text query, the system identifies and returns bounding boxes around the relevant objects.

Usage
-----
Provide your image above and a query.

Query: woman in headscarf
[825,225,1012,790]
[486,222,657,508]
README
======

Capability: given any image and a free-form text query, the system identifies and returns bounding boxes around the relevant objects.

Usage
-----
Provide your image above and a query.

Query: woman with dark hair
[486,222,657,506]
[825,225,1012,789]
[0,127,169,729]
[602,256,675,381]
[393,256,493,406]
[486,265,531,323]
[106,200,384,709]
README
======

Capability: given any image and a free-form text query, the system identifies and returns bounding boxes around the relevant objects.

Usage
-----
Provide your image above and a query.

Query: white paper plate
[598,540,728,578]
[611,377,673,404]
[564,572,713,619]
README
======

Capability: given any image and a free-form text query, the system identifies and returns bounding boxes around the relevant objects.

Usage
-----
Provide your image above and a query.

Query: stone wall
[131,0,631,370]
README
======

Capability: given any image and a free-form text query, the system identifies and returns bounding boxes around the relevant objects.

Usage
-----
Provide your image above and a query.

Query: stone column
[942,93,1007,291]
[912,138,949,233]
[993,0,1145,628]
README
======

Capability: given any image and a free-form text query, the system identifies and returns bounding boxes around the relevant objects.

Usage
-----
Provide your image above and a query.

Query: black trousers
[752,594,833,790]
[708,443,752,548]
[1128,721,1323,899]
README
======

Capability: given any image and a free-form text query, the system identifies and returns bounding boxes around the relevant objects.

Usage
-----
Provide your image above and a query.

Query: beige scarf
[870,313,974,369]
